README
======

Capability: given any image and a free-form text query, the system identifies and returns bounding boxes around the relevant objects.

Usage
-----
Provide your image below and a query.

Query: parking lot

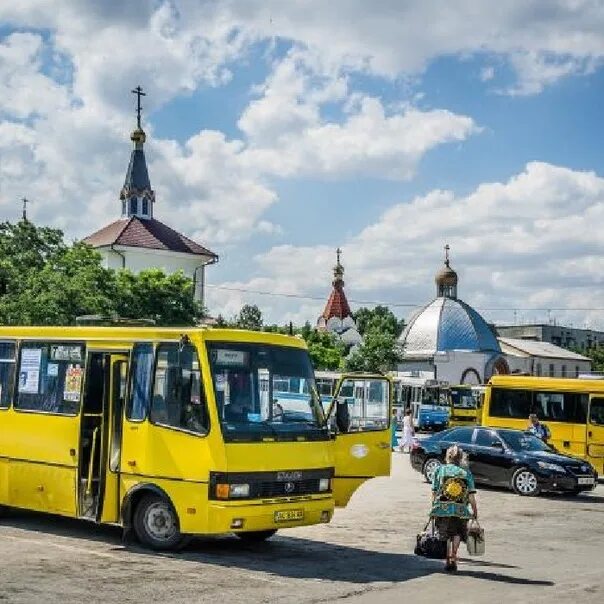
[1,453,603,604]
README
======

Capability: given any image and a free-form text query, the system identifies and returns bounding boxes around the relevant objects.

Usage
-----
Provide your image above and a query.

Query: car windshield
[207,342,328,442]
[499,430,552,452]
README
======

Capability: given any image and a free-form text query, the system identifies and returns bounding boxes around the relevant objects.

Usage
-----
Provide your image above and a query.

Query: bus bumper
[205,496,335,534]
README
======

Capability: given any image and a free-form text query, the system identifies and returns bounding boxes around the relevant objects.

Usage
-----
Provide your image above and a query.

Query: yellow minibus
[447,385,480,426]
[482,376,604,474]
[0,326,392,549]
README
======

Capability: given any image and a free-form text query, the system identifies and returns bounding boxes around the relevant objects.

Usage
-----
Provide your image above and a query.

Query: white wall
[505,354,591,378]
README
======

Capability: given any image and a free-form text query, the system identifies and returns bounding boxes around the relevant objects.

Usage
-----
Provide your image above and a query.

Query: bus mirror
[335,398,350,434]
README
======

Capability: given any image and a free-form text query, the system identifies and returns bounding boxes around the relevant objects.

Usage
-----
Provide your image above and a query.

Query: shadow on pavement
[450,569,554,586]
[2,510,440,584]
[456,557,518,569]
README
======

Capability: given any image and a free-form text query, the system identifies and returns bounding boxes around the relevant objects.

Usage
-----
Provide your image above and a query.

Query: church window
[121,200,126,216]
[142,198,149,216]
[130,197,137,215]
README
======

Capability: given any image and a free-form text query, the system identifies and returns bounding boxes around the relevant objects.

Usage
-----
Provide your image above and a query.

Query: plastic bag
[466,520,485,556]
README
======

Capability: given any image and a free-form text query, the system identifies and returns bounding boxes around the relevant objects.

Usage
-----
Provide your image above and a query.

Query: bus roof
[0,326,307,349]
[488,374,604,393]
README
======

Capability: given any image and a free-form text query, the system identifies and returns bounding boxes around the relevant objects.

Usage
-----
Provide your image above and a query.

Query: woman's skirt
[435,516,468,541]
[400,426,414,448]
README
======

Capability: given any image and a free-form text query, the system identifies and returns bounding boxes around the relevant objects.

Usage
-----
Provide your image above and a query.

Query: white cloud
[209,163,604,329]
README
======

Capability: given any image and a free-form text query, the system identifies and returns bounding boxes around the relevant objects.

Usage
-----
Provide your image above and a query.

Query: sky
[1,1,604,329]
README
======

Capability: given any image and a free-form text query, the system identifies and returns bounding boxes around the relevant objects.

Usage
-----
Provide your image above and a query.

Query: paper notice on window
[18,348,42,393]
[47,363,59,377]
[64,364,83,402]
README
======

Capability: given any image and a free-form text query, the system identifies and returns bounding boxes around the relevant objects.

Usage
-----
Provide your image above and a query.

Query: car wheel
[511,468,540,496]
[236,530,277,543]
[423,458,442,483]
[133,493,183,550]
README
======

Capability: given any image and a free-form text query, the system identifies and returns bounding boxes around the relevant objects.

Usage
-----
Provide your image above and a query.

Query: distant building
[397,247,509,385]
[84,88,218,305]
[317,249,362,351]
[499,337,592,377]
[495,324,604,352]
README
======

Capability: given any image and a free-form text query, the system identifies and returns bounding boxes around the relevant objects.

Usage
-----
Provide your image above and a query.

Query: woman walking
[400,408,415,452]
[430,445,478,572]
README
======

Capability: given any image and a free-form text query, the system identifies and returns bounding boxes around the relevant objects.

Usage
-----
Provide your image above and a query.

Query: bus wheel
[511,468,540,496]
[423,458,441,483]
[133,494,182,550]
[236,530,277,543]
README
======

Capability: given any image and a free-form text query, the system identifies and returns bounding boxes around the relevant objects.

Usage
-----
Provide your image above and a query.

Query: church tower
[435,244,458,299]
[317,249,362,349]
[84,87,218,306]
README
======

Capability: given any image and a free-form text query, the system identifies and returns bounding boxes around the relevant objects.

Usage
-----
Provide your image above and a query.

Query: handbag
[414,518,447,559]
[466,519,485,556]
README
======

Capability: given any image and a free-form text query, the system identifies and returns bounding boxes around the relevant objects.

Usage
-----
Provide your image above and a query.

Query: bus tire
[511,468,540,497]
[133,493,183,550]
[236,530,277,543]
[423,458,442,483]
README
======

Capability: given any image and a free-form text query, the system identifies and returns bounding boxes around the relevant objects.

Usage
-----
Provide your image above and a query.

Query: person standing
[430,445,478,572]
[391,408,399,451]
[527,413,550,442]
[400,407,415,453]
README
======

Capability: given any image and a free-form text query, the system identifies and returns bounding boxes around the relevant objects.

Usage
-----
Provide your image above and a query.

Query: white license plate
[577,477,594,486]
[274,509,304,523]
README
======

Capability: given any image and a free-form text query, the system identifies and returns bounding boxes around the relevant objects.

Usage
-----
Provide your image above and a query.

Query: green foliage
[236,304,263,330]
[115,269,203,326]
[354,305,405,337]
[0,220,203,326]
[345,329,402,373]
[302,328,345,370]
[572,346,604,373]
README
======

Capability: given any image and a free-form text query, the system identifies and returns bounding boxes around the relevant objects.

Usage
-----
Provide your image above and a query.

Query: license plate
[577,477,594,486]
[274,509,304,523]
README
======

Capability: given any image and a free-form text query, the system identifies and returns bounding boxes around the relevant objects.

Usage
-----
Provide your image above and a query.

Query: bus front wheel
[133,493,183,550]
[236,530,277,543]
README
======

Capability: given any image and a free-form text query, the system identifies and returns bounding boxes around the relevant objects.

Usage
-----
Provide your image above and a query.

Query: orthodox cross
[21,197,31,221]
[131,85,146,129]
[336,247,342,265]
[444,243,450,265]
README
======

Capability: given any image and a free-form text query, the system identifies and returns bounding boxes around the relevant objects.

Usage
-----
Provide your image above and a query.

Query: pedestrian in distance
[430,445,478,572]
[527,413,550,442]
[400,407,415,453]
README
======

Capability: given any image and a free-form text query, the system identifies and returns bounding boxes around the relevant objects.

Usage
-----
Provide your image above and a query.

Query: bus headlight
[229,484,251,498]
[319,478,330,492]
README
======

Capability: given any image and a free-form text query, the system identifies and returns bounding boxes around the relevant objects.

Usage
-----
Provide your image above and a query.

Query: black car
[410,426,598,496]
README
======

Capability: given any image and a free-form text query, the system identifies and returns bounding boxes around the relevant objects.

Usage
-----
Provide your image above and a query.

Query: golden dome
[435,261,458,288]
[130,127,146,144]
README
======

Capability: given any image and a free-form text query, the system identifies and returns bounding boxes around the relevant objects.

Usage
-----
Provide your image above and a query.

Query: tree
[114,269,203,326]
[236,304,263,330]
[345,330,402,373]
[573,346,604,373]
[0,220,204,327]
[354,305,405,338]
[302,328,345,370]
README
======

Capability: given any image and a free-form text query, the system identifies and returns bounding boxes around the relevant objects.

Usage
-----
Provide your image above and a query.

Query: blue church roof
[123,148,151,193]
[399,297,501,358]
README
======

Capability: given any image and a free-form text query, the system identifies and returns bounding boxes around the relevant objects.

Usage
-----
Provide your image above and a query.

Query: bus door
[587,396,604,474]
[329,375,392,506]
[77,351,128,522]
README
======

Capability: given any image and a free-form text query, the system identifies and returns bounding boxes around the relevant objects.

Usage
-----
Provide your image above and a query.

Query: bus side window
[490,388,532,419]
[0,341,16,408]
[127,343,153,421]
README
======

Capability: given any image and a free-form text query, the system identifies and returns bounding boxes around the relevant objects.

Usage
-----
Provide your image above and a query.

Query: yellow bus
[447,385,480,426]
[0,326,392,549]
[482,375,604,474]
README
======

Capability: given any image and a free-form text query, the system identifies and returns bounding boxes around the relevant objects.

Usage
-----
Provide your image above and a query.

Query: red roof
[83,217,217,259]
[321,283,352,320]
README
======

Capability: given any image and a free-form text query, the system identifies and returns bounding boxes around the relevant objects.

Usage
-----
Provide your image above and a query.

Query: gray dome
[400,297,501,358]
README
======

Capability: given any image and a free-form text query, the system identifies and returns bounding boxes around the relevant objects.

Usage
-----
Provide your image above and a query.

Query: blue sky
[1,1,604,328]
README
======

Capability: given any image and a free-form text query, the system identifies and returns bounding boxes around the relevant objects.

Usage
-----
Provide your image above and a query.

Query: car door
[472,429,513,485]
[587,396,604,475]
[328,374,392,507]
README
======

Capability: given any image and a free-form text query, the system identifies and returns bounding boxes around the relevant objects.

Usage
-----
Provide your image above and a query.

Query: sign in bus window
[15,342,85,415]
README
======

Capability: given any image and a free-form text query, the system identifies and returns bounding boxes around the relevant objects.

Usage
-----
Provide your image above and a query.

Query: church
[397,248,510,385]
[316,249,362,352]
[84,88,218,306]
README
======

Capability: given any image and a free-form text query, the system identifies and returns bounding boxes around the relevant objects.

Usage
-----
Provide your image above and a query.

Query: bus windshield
[207,342,327,442]
[450,387,476,409]
[423,387,448,407]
